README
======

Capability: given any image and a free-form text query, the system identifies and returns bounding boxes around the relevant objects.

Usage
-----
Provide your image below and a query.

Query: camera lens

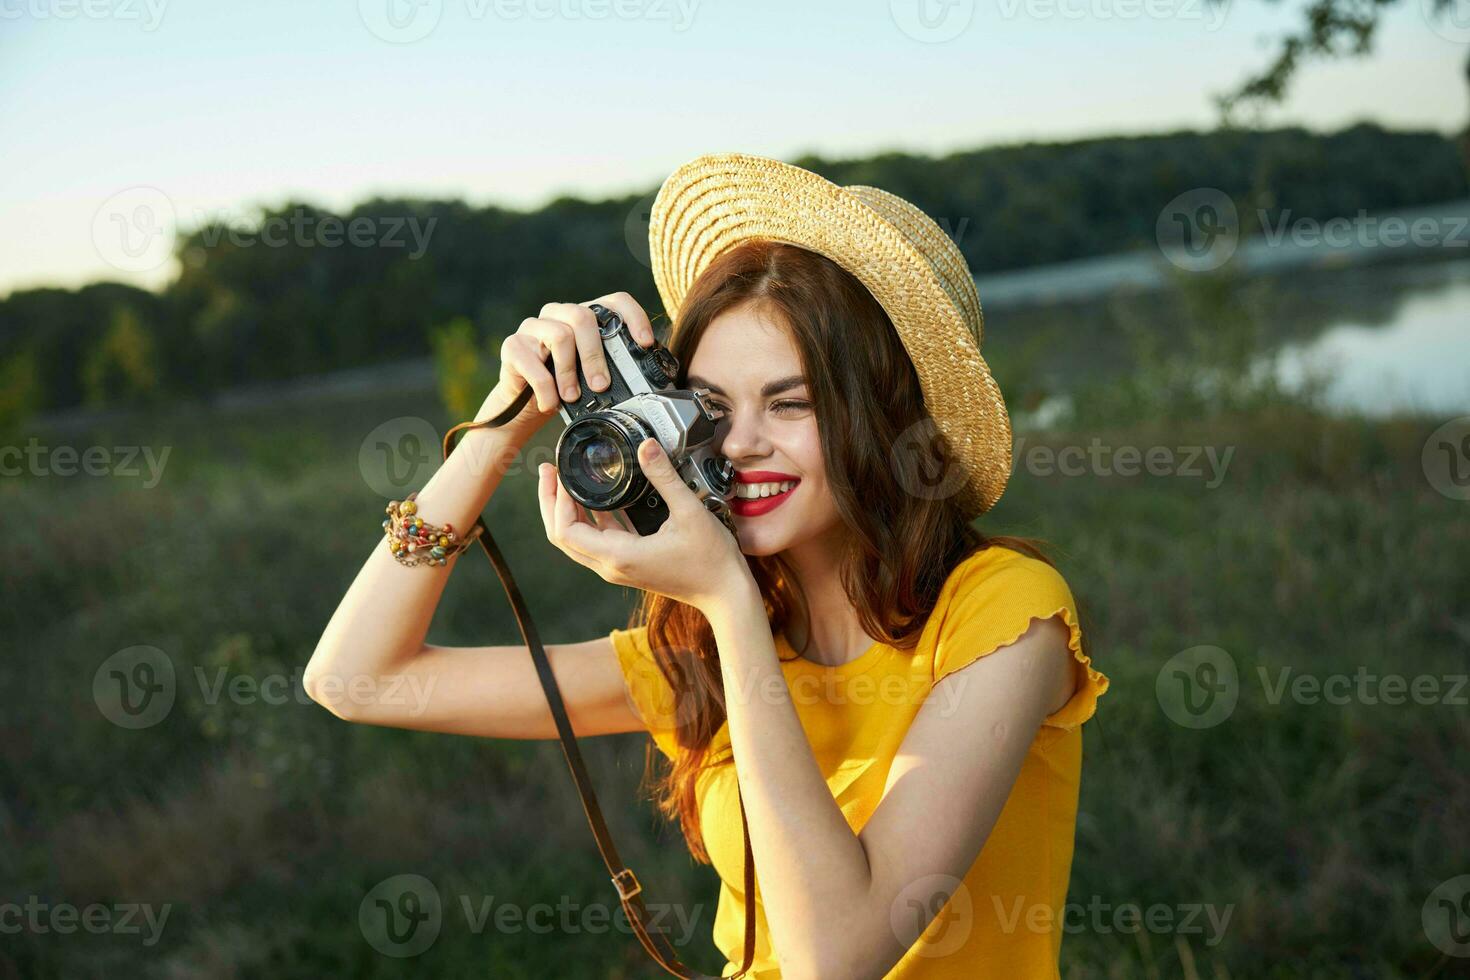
[578,438,624,487]
[555,411,653,510]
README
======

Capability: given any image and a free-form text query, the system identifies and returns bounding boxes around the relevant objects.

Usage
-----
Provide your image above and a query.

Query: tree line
[3,122,1464,419]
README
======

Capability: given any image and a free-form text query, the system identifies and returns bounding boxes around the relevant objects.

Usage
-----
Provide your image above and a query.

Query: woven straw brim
[648,153,1013,517]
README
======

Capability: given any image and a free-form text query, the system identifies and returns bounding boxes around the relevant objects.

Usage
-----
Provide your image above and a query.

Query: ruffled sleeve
[931,550,1109,730]
[608,625,682,761]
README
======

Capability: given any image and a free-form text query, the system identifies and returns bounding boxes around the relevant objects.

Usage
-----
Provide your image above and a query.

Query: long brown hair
[627,239,1060,861]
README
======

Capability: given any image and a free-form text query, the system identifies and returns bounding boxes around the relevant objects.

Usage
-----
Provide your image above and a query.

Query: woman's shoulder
[938,543,1077,612]
[928,543,1106,729]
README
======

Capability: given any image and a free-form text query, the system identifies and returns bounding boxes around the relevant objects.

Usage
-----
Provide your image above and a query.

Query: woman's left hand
[537,437,754,614]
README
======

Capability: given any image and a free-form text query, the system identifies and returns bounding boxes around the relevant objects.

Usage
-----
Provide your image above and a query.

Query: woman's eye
[771,400,811,414]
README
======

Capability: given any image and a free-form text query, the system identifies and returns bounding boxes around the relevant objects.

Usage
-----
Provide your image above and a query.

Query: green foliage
[0,347,41,444]
[429,315,496,423]
[4,125,1466,419]
[81,305,160,408]
[6,381,1464,978]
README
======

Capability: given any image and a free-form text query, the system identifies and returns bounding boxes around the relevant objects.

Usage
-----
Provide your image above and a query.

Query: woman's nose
[716,409,768,461]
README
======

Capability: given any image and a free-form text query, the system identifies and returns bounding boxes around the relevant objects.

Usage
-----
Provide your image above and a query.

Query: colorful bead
[402,500,417,516]
[431,546,446,558]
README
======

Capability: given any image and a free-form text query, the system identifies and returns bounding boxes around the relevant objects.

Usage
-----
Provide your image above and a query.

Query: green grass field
[5,372,1468,978]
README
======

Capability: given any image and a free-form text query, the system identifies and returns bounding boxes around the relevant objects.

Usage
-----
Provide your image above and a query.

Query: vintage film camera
[554,303,737,536]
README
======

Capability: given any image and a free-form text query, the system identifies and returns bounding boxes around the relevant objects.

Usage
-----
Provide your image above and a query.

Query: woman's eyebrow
[687,374,808,397]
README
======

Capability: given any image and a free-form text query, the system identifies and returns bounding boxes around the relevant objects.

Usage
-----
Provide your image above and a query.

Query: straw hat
[647,152,1013,517]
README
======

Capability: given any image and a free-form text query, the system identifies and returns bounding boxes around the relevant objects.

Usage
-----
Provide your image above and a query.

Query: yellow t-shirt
[609,544,1109,979]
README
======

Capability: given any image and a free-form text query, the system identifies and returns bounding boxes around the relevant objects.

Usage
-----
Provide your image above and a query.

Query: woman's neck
[779,527,875,668]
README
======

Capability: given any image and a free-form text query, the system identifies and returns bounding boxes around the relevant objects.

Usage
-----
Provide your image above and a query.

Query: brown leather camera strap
[441,381,758,979]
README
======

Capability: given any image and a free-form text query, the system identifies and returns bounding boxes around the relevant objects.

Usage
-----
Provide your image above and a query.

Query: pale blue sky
[2,0,1465,295]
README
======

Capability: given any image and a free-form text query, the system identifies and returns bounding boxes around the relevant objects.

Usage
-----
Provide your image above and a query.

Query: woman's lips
[730,475,799,517]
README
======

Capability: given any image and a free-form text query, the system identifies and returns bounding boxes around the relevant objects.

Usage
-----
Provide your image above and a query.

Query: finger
[537,462,557,533]
[501,333,560,414]
[541,302,612,393]
[634,437,699,517]
[522,316,581,404]
[542,467,611,568]
[586,291,656,348]
[552,477,626,567]
[586,507,626,534]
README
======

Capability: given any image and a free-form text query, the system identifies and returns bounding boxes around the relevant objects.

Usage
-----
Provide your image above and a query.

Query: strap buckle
[611,867,642,901]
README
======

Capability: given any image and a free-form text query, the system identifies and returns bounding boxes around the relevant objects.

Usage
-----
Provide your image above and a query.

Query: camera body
[555,304,737,536]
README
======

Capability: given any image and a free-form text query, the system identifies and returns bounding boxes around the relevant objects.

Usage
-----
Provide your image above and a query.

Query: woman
[306,154,1109,979]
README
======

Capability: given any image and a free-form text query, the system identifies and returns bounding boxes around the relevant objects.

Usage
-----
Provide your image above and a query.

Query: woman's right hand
[476,295,660,442]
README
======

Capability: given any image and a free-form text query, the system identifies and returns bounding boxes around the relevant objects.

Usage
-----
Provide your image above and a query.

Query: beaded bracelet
[382,491,483,567]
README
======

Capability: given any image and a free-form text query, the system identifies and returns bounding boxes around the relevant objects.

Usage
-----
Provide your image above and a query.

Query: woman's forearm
[706,585,875,980]
[305,403,536,706]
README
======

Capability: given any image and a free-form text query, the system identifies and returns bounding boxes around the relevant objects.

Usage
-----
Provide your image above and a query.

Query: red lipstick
[731,471,800,517]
